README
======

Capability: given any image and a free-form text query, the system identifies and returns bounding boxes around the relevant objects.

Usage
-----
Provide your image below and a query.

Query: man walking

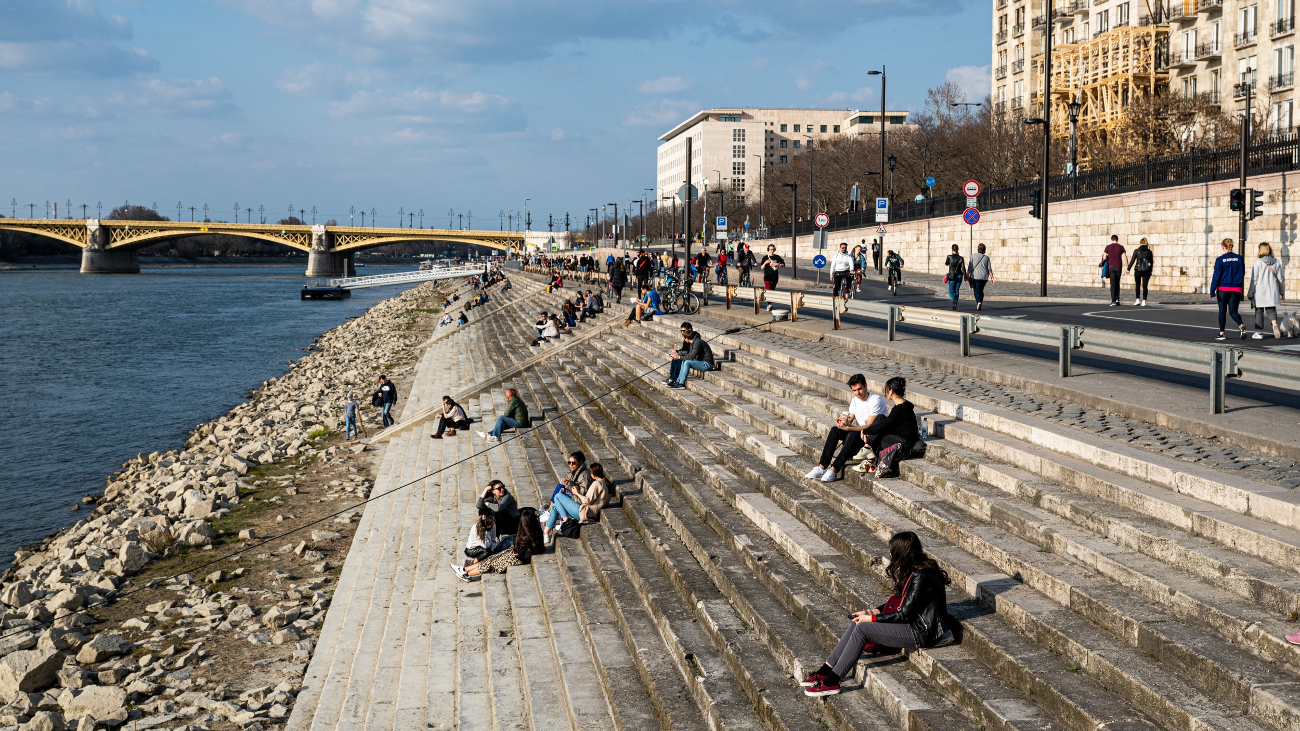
[664,322,715,389]
[830,241,854,298]
[478,386,531,443]
[805,374,888,483]
[1103,234,1128,306]
[871,239,882,271]
[378,375,398,428]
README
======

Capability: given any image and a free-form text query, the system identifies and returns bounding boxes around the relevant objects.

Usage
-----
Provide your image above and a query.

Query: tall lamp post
[608,203,619,251]
[780,182,798,278]
[804,136,814,220]
[867,66,887,272]
[1025,113,1051,297]
[1067,98,1082,197]
[887,155,897,205]
[752,153,764,236]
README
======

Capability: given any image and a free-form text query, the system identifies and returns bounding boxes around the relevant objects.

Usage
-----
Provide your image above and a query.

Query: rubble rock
[116,543,148,575]
[75,635,131,665]
[59,686,127,726]
[0,583,34,609]
[0,649,63,699]
[21,710,63,731]
[310,530,341,543]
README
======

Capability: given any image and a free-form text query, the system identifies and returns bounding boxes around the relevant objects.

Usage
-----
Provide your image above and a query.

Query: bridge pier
[304,224,353,277]
[79,220,140,273]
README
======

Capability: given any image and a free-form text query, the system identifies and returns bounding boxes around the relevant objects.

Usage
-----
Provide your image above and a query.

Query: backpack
[371,391,384,407]
[558,518,582,539]
[1133,248,1153,274]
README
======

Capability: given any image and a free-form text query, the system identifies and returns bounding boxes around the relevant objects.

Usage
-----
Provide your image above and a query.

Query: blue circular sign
[925,176,936,187]
[812,254,828,269]
[962,208,980,225]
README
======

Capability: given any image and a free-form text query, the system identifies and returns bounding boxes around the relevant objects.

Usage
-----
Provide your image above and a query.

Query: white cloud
[946,65,991,101]
[550,126,565,141]
[115,78,238,115]
[0,3,157,77]
[825,86,874,105]
[639,76,691,94]
[623,98,698,128]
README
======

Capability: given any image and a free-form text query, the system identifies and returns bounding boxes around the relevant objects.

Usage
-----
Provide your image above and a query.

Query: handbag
[558,518,582,539]
[1100,260,1109,279]
[464,545,488,560]
[861,572,912,653]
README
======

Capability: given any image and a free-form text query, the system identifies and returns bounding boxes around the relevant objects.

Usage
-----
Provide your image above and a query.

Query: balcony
[1171,49,1199,67]
[1094,25,1111,38]
[998,0,1007,7]
[1056,10,1074,24]
[1013,58,1026,72]
[998,28,1009,42]
[1070,0,1089,14]
[1236,29,1258,47]
[1032,14,1047,27]
[1234,80,1258,98]
[1273,16,1295,37]
[1196,0,1223,13]
[1169,5,1195,23]
[1013,22,1026,35]
[1195,41,1222,59]
[996,64,1008,79]
[994,100,1008,115]
[1271,72,1295,90]
[1011,95,1025,109]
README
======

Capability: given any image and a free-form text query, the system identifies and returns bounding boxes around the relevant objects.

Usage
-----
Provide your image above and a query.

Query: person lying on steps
[805,373,888,483]
[802,531,961,697]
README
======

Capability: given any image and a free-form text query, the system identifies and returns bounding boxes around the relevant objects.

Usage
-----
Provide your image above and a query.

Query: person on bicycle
[738,244,757,287]
[885,250,904,292]
[695,249,711,284]
[830,241,854,299]
[715,249,729,285]
[851,244,868,293]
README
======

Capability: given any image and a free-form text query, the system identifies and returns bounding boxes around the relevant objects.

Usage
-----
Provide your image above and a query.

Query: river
[0,265,422,568]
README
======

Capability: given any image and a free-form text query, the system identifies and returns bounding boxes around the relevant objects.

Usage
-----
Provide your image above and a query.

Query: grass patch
[307,427,332,440]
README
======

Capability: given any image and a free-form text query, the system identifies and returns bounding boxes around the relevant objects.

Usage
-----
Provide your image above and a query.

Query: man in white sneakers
[806,373,888,483]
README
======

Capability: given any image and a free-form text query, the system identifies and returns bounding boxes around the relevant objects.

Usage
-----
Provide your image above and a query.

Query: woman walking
[944,244,966,310]
[802,531,961,697]
[1128,238,1154,306]
[1249,243,1286,339]
[968,244,993,310]
[1211,238,1247,341]
[608,258,628,304]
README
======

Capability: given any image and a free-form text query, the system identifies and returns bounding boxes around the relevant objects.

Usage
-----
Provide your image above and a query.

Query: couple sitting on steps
[805,374,923,482]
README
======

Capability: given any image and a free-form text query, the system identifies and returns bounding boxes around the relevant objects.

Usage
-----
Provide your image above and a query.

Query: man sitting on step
[619,285,662,327]
[664,322,715,389]
[478,386,531,443]
[805,373,888,483]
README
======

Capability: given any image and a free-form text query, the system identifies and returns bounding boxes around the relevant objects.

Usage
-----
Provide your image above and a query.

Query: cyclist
[851,244,868,293]
[885,250,904,293]
[737,244,757,287]
[715,249,729,285]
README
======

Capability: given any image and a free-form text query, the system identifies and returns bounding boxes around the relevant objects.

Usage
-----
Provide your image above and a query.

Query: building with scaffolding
[993,0,1297,147]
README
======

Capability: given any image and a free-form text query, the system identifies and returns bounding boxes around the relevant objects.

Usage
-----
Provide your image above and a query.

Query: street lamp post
[1068,98,1082,197]
[804,136,814,220]
[607,203,619,251]
[523,198,530,232]
[888,155,897,204]
[867,66,887,272]
[780,182,798,279]
[752,153,764,236]
[1025,112,1051,297]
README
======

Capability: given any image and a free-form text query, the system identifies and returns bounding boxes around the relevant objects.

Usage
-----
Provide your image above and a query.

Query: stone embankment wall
[769,170,1300,298]
[0,282,439,730]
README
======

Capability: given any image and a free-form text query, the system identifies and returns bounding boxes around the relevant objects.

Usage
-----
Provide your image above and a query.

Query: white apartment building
[993,0,1297,142]
[656,108,913,204]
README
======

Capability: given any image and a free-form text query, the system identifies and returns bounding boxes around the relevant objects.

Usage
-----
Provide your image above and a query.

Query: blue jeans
[381,402,394,427]
[947,275,963,303]
[489,415,520,438]
[345,415,358,438]
[547,489,581,529]
[670,359,712,385]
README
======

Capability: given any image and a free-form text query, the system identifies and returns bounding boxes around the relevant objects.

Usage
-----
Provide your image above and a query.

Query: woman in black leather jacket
[802,531,961,697]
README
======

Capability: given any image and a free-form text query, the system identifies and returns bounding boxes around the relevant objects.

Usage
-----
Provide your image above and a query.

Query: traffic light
[1230,188,1245,211]
[1249,188,1264,220]
[1028,189,1041,219]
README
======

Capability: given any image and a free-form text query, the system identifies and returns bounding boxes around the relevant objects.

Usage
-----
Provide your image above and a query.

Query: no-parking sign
[963,208,980,225]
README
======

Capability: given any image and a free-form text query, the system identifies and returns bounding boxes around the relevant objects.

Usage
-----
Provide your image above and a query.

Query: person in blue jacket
[1210,237,1247,341]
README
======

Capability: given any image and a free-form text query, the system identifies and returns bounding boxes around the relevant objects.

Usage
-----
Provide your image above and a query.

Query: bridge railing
[328,265,488,289]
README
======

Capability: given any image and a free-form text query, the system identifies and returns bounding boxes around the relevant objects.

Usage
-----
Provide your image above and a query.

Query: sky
[1,0,992,229]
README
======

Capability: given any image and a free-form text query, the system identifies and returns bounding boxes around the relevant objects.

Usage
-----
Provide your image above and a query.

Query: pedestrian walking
[830,241,854,298]
[944,245,966,309]
[968,244,993,310]
[343,393,360,440]
[760,244,785,291]
[1102,234,1128,306]
[1128,237,1154,306]
[1248,243,1286,339]
[377,375,398,428]
[1211,238,1247,341]
[608,258,627,304]
[871,238,882,271]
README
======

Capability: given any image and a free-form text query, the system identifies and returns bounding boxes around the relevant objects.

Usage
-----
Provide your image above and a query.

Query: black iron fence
[768,132,1300,239]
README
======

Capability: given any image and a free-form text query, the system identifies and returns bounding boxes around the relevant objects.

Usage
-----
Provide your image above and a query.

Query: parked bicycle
[656,268,701,315]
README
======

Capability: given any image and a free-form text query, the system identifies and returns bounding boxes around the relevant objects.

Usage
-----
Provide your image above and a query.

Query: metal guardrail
[716,287,1297,414]
[329,264,488,289]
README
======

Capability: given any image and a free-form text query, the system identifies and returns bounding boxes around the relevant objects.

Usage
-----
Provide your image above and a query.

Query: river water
[0,265,420,568]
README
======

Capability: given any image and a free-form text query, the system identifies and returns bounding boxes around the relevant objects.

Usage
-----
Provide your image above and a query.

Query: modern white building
[656,108,913,204]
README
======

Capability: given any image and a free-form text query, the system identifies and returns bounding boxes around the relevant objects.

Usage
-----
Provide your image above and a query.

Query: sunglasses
[567,459,579,465]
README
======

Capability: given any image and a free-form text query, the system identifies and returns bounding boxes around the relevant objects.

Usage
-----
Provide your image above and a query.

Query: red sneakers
[799,672,825,687]
[803,679,841,697]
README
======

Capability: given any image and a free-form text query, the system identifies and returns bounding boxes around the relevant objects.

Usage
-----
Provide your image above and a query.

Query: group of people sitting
[453,449,611,582]
[437,311,470,328]
[530,289,605,346]
[465,291,490,310]
[805,374,924,482]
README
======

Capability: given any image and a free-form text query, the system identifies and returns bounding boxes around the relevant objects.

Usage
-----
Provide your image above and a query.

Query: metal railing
[1011,95,1025,109]
[1272,72,1295,90]
[1014,22,1026,35]
[1273,16,1295,35]
[1013,59,1025,72]
[1197,0,1223,11]
[996,65,1008,78]
[328,264,488,289]
[1195,40,1222,58]
[1236,28,1258,46]
[998,29,1009,42]
[767,131,1300,240]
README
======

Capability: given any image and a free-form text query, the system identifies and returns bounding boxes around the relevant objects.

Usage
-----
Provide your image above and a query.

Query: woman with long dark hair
[456,507,544,581]
[802,532,961,697]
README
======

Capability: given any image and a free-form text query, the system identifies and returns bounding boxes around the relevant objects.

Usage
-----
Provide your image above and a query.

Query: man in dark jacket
[378,376,398,428]
[665,322,715,389]
[863,376,921,477]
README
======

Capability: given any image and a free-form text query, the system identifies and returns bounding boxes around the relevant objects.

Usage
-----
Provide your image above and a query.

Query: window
[717,114,742,122]
[820,124,827,132]
[1098,9,1109,33]
[733,161,745,177]
[732,176,746,192]
[793,124,801,132]
[1182,76,1198,96]
[1118,2,1129,25]
[1273,100,1294,130]
[1241,5,1258,41]
[780,123,787,132]
[793,140,801,148]
[1064,27,1075,43]
[1211,69,1221,101]
[779,155,788,163]
[1212,21,1221,51]
[732,128,746,141]
[998,85,1007,103]
[890,116,906,124]
[780,140,788,148]
[833,124,840,132]
[733,144,745,158]
[858,115,874,124]
[1276,44,1295,85]
[1240,54,1258,89]
[1280,0,1295,22]
[1182,29,1197,59]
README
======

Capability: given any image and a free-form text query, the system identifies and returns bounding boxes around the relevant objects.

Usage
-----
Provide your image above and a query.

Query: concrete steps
[583,320,1290,731]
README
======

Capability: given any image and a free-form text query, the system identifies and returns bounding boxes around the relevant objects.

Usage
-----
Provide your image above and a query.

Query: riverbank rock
[0,648,62,698]
[58,686,127,726]
[75,634,131,664]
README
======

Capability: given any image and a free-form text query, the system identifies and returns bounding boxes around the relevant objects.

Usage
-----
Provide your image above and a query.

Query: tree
[108,205,168,221]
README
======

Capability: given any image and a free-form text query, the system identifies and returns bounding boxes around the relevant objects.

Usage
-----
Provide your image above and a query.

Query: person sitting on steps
[463,514,503,566]
[802,531,961,697]
[455,507,543,581]
[475,479,520,535]
[430,395,470,439]
[542,451,593,545]
[530,311,558,346]
[805,373,888,483]
[664,322,715,389]
[478,386,531,443]
[619,285,662,327]
[863,376,923,478]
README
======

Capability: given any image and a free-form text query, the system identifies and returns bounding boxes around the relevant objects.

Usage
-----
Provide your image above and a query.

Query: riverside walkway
[290,270,1300,731]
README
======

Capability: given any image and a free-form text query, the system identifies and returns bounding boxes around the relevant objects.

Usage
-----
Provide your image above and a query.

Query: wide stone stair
[501,304,1300,731]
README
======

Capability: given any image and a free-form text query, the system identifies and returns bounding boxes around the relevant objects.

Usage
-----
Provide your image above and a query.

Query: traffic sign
[677,184,699,203]
[876,225,887,234]
[814,212,830,228]
[812,254,828,269]
[716,216,727,228]
[875,198,889,223]
[963,208,981,225]
[925,176,936,188]
[966,196,979,207]
[963,180,981,197]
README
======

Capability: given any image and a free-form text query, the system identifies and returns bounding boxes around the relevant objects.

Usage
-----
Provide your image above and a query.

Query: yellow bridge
[0,218,526,274]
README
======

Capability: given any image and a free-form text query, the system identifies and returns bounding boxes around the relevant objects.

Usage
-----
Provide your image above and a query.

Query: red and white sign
[814,212,830,228]
[963,179,981,197]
